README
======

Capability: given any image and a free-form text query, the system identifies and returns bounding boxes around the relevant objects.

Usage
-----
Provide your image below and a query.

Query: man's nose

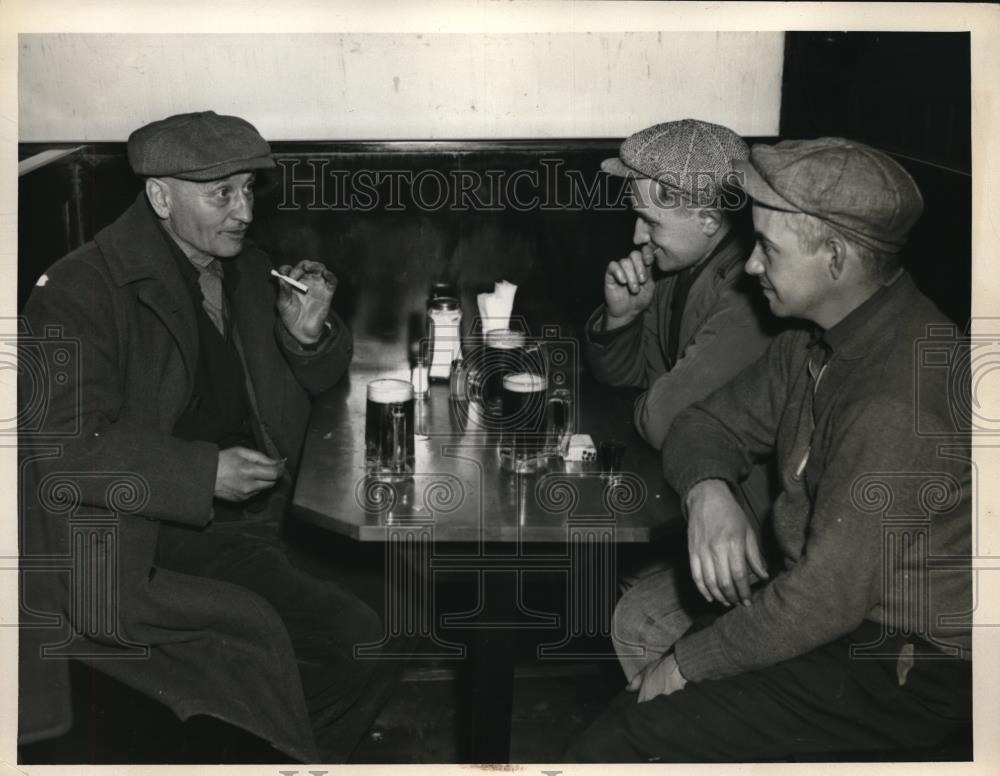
[232,190,253,224]
[632,218,649,245]
[744,245,764,276]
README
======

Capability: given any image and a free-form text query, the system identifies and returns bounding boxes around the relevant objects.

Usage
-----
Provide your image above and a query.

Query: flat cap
[735,137,923,253]
[127,111,275,181]
[601,119,749,206]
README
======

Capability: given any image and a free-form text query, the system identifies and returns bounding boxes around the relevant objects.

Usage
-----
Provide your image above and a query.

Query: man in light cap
[20,111,381,762]
[586,119,775,450]
[585,119,778,594]
[569,138,971,762]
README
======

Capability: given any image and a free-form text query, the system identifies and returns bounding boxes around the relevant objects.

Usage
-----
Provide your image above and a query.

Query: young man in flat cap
[20,111,380,762]
[569,138,971,761]
[586,118,775,450]
[585,119,778,592]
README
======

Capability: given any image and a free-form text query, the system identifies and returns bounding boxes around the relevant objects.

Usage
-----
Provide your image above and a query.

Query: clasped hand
[276,259,337,345]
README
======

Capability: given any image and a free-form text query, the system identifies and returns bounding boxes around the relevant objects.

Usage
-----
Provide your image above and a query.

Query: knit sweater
[665,273,972,682]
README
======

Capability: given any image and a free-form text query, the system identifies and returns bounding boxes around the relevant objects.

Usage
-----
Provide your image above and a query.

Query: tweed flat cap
[127,111,275,181]
[601,119,749,206]
[734,137,924,253]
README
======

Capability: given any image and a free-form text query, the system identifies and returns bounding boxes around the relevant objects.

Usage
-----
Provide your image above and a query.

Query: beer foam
[485,328,526,350]
[367,378,414,403]
[503,372,546,393]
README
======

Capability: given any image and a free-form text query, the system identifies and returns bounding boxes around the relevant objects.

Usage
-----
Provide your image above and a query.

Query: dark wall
[781,31,971,326]
[781,32,970,172]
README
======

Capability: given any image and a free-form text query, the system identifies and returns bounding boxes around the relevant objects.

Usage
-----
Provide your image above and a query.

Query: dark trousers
[566,621,971,762]
[156,519,383,760]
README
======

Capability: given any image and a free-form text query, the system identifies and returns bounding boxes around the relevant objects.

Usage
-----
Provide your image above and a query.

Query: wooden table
[293,366,683,761]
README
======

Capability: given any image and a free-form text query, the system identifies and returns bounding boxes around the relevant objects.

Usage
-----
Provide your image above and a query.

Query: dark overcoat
[19,193,353,761]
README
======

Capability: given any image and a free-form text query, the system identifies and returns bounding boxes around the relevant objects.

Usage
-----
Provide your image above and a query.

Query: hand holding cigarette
[274,260,339,346]
[271,268,308,293]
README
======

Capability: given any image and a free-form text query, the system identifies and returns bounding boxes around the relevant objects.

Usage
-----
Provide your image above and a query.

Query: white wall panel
[19,32,782,141]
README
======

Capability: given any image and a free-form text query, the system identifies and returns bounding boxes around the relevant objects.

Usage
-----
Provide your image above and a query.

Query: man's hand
[276,260,337,345]
[215,446,285,502]
[602,245,656,330]
[686,479,769,607]
[628,653,688,703]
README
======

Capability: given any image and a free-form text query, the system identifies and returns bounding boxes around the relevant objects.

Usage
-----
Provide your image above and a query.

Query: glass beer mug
[467,328,544,419]
[365,378,416,481]
[498,372,573,474]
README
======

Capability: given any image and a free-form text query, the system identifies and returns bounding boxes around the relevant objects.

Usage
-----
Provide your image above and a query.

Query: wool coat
[19,193,353,761]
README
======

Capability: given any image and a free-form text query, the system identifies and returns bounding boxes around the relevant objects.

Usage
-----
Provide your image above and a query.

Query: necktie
[197,259,228,337]
[794,341,832,480]
[807,337,832,394]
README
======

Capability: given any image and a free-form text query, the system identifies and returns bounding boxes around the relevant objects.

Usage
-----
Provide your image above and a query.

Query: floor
[352,661,621,763]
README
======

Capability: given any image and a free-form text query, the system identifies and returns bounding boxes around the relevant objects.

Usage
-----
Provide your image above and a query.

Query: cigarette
[270,269,309,293]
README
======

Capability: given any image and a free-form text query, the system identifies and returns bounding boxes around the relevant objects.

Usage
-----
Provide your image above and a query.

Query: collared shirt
[160,229,231,337]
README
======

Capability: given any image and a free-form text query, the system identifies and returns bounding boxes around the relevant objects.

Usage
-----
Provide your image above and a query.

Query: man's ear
[826,234,848,280]
[145,178,171,219]
[698,208,723,238]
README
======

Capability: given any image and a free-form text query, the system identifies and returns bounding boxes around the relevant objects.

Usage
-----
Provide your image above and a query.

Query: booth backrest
[19,140,970,363]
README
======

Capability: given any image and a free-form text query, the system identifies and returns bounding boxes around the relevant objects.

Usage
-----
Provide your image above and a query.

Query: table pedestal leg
[459,568,517,763]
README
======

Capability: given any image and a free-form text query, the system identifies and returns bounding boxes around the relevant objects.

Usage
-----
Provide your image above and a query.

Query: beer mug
[365,378,415,480]
[498,372,573,474]
[468,328,544,418]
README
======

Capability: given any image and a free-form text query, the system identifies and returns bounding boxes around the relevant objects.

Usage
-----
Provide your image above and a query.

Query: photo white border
[2,2,997,775]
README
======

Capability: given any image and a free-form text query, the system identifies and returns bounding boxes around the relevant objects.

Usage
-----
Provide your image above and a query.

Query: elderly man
[569,138,971,761]
[20,112,380,762]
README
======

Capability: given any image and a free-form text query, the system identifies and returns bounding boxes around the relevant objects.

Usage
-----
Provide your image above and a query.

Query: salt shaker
[411,357,429,398]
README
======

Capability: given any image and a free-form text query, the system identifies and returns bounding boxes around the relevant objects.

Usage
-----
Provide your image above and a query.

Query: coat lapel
[95,194,199,391]
[226,253,289,465]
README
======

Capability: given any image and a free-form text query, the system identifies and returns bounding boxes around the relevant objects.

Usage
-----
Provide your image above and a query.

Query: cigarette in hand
[270,269,309,293]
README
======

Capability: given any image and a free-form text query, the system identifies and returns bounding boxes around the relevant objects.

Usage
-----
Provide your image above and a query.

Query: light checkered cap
[601,119,749,206]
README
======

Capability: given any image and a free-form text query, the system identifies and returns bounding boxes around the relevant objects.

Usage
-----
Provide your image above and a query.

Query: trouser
[574,582,971,762]
[612,557,708,681]
[156,519,383,760]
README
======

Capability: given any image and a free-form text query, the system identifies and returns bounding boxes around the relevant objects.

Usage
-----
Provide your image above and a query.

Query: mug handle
[465,364,483,403]
[547,388,574,454]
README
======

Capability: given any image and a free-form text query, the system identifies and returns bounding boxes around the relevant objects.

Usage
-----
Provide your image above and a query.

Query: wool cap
[127,111,275,181]
[601,119,749,206]
[734,137,924,253]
